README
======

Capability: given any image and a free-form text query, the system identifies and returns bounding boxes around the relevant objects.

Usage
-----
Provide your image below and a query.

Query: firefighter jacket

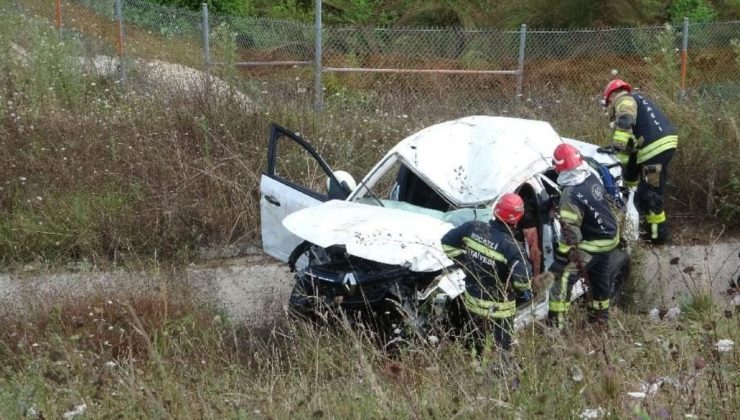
[558,173,620,254]
[609,92,678,165]
[441,219,532,308]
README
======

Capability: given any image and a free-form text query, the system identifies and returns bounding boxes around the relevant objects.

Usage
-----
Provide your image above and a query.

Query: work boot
[642,212,670,244]
[547,310,566,330]
[587,309,609,333]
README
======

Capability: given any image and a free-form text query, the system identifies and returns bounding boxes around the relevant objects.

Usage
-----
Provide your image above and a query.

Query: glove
[597,146,616,155]
[612,130,635,152]
[516,289,533,305]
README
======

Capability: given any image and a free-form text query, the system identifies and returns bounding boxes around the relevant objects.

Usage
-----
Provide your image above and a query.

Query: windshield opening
[353,158,493,227]
[355,158,451,211]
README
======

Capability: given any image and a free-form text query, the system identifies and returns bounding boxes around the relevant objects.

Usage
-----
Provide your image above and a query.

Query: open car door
[260,124,345,261]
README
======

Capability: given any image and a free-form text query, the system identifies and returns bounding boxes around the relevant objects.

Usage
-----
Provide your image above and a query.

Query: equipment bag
[584,156,624,207]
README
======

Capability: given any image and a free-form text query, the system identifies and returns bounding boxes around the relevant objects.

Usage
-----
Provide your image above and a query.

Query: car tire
[607,249,631,307]
[287,275,322,320]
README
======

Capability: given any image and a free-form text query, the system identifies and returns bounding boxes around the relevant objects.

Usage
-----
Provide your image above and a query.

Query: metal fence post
[314,0,323,112]
[680,17,689,101]
[54,0,63,40]
[202,3,210,74]
[115,0,126,83]
[516,24,527,99]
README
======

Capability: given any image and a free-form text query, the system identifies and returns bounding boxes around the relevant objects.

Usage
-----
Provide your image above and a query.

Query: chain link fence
[20,0,740,115]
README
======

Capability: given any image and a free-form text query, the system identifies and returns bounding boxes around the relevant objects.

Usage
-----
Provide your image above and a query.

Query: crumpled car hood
[282,200,454,272]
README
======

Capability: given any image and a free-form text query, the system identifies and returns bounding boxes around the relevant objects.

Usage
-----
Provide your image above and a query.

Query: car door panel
[260,124,340,261]
[260,176,324,261]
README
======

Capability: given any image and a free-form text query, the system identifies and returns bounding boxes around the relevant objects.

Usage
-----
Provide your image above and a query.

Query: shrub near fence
[31,1,738,109]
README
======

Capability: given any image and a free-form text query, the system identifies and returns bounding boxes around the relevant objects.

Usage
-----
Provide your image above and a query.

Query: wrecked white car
[260,116,634,331]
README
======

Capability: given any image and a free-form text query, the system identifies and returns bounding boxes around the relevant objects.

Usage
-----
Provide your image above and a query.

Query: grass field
[1,3,738,267]
[0,3,738,418]
[0,287,737,418]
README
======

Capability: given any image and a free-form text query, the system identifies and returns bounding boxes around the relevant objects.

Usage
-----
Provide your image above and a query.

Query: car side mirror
[327,170,357,200]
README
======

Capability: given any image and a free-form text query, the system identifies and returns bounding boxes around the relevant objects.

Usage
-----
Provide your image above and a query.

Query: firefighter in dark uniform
[604,79,678,244]
[514,190,542,278]
[441,193,532,351]
[548,144,620,329]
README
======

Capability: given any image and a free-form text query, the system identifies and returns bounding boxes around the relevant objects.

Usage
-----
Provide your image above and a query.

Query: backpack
[584,156,624,208]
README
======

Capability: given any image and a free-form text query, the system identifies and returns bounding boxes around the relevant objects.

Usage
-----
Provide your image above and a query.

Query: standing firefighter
[548,144,619,329]
[604,79,678,243]
[441,193,532,352]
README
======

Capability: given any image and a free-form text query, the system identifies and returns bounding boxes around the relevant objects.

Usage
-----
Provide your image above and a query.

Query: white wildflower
[640,380,660,396]
[580,407,606,419]
[648,308,660,321]
[665,307,681,320]
[62,403,87,419]
[571,366,584,382]
[715,339,734,353]
[626,392,647,399]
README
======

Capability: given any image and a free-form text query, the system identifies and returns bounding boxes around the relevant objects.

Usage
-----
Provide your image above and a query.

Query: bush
[669,0,718,24]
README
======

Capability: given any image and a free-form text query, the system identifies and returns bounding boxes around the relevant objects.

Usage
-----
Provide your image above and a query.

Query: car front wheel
[607,249,631,308]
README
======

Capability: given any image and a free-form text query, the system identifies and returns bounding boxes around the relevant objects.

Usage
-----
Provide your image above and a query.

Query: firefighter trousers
[625,149,675,243]
[548,249,612,329]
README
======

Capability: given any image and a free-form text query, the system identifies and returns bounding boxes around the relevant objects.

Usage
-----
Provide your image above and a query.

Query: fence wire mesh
[18,1,740,115]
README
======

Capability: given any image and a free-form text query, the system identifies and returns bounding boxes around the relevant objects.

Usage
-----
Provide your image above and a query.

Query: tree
[149,0,252,16]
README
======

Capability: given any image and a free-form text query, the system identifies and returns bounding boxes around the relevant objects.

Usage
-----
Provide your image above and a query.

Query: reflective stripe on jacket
[611,93,678,164]
[463,293,516,319]
[558,173,619,254]
[441,219,532,302]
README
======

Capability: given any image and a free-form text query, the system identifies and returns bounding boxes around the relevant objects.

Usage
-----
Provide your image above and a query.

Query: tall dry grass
[0,283,737,418]
[0,3,738,268]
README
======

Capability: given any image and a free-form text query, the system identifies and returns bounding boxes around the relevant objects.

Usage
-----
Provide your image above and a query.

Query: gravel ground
[1,241,738,323]
[639,239,740,309]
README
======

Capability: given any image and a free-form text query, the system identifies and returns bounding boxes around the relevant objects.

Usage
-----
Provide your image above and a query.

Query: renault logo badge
[342,272,357,294]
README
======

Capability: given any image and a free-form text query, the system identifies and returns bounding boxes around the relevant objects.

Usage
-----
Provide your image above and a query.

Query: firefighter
[441,193,533,351]
[515,192,542,277]
[548,144,620,329]
[604,79,678,244]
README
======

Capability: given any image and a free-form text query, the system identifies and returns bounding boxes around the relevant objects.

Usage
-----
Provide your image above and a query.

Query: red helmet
[493,193,525,225]
[603,79,631,105]
[552,143,583,172]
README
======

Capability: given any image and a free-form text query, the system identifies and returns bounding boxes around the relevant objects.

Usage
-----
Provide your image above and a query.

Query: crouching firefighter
[603,79,678,244]
[440,193,533,352]
[548,144,620,329]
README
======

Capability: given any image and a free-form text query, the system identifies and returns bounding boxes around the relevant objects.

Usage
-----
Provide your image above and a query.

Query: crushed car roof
[390,115,562,206]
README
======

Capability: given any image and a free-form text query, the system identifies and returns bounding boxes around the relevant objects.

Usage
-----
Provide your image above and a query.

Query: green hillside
[151,0,740,27]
